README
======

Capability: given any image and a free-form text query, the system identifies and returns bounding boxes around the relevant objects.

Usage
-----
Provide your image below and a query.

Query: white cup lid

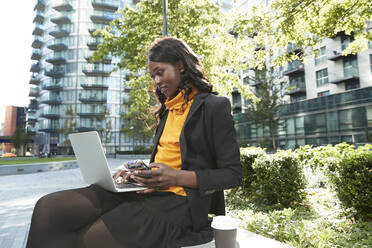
[211,215,238,230]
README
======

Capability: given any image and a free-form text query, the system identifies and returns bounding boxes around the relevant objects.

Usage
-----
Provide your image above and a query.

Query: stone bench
[183,228,291,248]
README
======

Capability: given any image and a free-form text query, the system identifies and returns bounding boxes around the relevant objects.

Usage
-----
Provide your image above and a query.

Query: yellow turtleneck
[154,87,198,196]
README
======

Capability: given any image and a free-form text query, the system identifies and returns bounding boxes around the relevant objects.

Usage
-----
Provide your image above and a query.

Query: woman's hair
[148,37,213,128]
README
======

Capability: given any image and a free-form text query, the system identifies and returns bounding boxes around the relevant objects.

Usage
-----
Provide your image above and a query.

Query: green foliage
[93,0,256,137]
[232,0,372,68]
[233,147,266,196]
[236,147,307,208]
[227,187,372,248]
[328,150,372,221]
[10,127,28,156]
[244,71,283,150]
[252,150,307,207]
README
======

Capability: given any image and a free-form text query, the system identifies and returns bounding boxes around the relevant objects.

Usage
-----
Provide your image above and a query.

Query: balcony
[87,38,101,50]
[327,51,356,61]
[26,126,37,135]
[39,126,59,133]
[31,49,42,60]
[29,87,40,97]
[283,63,304,76]
[81,83,109,90]
[45,67,65,78]
[82,65,110,77]
[40,112,61,119]
[42,81,63,91]
[34,0,46,12]
[31,38,43,49]
[90,14,114,24]
[30,63,42,73]
[85,55,111,64]
[30,76,41,85]
[77,111,105,117]
[92,0,119,11]
[32,25,44,36]
[79,96,107,104]
[27,115,37,124]
[40,96,62,105]
[47,41,68,51]
[329,74,360,85]
[285,82,306,96]
[52,0,73,12]
[50,14,72,25]
[28,100,39,111]
[33,13,44,24]
[75,127,97,132]
[49,26,70,38]
[287,43,303,54]
[46,55,66,65]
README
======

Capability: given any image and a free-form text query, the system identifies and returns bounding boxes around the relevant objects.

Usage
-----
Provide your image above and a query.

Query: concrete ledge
[0,160,78,176]
[184,228,291,248]
[115,154,151,160]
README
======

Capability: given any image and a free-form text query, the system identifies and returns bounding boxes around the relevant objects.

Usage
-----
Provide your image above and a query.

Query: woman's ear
[176,61,184,73]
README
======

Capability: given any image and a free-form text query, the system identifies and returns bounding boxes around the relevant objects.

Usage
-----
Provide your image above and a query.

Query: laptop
[69,131,146,192]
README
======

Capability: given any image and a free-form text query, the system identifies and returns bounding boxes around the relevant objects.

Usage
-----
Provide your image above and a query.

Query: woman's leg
[76,218,127,248]
[26,186,127,248]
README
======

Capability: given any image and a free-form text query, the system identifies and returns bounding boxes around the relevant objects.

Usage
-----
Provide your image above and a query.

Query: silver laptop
[69,131,146,192]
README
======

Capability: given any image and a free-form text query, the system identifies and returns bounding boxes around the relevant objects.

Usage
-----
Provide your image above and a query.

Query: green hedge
[237,148,307,208]
[328,149,372,221]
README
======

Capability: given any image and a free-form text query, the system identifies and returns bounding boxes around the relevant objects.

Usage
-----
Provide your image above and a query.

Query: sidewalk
[0,159,128,248]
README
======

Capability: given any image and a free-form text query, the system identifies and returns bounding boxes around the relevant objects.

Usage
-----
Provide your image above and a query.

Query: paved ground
[0,159,128,248]
[0,159,291,248]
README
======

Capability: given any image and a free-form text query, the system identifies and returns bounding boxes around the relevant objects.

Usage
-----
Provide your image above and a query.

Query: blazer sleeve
[194,96,242,197]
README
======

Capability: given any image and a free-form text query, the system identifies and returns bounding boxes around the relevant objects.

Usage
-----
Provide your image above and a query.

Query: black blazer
[150,92,242,231]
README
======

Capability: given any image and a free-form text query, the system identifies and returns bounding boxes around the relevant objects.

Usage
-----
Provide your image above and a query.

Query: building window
[341,35,353,51]
[315,46,327,66]
[343,57,358,77]
[369,41,372,49]
[317,91,330,97]
[370,54,372,72]
[316,68,328,87]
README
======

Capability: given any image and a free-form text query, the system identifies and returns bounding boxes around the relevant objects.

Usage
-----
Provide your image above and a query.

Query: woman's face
[148,61,183,100]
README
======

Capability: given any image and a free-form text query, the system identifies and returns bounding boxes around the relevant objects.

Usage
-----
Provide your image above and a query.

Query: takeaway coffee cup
[211,215,237,248]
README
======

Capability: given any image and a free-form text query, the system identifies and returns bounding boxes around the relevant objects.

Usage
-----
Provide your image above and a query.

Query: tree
[60,104,76,155]
[232,0,372,67]
[92,0,255,137]
[11,127,28,156]
[244,69,282,150]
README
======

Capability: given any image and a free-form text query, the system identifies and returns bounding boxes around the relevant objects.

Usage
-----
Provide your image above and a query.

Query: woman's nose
[154,76,161,85]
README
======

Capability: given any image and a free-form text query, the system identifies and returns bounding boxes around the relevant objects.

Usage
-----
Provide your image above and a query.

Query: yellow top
[154,87,198,196]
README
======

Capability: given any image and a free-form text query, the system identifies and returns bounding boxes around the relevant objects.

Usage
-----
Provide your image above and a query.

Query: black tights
[26,187,128,248]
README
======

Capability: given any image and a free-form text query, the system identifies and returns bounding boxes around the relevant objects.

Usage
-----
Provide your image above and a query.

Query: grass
[226,170,372,248]
[0,157,76,165]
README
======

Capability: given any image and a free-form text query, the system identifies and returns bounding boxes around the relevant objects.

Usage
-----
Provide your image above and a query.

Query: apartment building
[232,0,372,148]
[28,0,151,155]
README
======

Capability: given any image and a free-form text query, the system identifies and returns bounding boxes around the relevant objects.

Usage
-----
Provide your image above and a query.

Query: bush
[235,147,266,196]
[328,150,372,221]
[251,150,307,207]
[116,146,152,155]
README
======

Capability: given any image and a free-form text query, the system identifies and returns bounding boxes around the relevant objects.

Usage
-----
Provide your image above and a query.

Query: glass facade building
[233,30,372,148]
[28,0,150,155]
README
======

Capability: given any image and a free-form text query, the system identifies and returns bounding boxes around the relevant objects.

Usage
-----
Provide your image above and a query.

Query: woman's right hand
[112,169,131,184]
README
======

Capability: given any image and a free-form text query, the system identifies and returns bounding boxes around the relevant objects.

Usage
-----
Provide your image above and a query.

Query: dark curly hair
[148,37,213,128]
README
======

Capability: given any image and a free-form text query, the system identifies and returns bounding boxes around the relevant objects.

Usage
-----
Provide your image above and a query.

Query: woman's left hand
[131,163,178,191]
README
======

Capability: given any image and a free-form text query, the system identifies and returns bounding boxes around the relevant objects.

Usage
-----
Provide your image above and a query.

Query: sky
[0,1,34,124]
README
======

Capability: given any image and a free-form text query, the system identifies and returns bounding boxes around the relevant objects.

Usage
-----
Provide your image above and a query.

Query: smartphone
[124,160,152,178]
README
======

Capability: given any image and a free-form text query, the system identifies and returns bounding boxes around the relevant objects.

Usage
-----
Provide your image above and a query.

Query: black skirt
[89,184,213,248]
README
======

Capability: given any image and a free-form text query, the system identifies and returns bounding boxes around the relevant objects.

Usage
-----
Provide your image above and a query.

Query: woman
[26,37,242,248]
